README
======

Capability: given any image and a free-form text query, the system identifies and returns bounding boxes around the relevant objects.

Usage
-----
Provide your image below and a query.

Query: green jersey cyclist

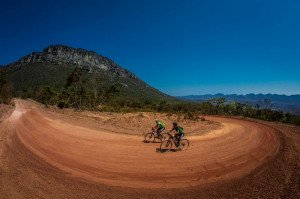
[152,120,166,137]
[170,122,184,147]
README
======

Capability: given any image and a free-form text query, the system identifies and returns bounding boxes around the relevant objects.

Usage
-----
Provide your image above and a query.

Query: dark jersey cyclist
[153,120,165,136]
[170,122,184,146]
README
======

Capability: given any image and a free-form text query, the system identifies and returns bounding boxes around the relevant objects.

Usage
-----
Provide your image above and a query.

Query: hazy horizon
[163,81,300,96]
[177,92,300,97]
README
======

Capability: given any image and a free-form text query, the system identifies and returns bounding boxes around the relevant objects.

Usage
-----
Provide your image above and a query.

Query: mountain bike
[160,132,189,152]
[144,129,167,143]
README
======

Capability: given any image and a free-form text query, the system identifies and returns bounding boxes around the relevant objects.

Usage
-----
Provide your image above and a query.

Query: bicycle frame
[166,132,180,146]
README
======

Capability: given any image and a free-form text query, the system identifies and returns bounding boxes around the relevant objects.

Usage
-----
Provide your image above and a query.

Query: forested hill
[0,45,175,108]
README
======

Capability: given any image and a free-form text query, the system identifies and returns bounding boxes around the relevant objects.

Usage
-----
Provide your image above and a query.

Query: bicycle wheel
[144,132,155,143]
[160,140,172,152]
[179,139,189,150]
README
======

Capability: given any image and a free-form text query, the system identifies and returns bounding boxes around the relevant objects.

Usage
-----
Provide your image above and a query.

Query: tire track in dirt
[4,99,280,189]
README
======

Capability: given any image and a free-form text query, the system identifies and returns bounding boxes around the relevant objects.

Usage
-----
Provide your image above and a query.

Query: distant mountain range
[179,94,300,115]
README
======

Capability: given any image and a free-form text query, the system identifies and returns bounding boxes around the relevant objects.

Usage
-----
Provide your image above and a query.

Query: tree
[232,102,245,115]
[104,85,120,102]
[37,86,55,105]
[0,79,12,104]
[208,98,226,114]
[255,104,260,110]
[199,101,214,114]
[92,71,102,106]
[65,67,82,88]
[64,67,87,108]
[158,100,168,112]
[264,99,271,109]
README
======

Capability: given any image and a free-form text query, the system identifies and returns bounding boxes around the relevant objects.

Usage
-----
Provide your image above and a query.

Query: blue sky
[1,0,300,96]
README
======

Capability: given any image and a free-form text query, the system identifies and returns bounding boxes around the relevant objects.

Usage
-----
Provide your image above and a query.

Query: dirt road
[0,99,299,198]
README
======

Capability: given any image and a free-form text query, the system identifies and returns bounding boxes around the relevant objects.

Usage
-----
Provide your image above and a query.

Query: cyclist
[153,119,166,137]
[170,122,184,147]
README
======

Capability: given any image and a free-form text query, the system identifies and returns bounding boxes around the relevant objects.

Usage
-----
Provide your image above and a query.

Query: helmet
[173,122,178,126]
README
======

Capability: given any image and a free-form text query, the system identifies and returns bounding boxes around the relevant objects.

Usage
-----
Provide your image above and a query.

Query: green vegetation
[0,68,13,104]
[1,63,299,125]
[5,62,174,104]
[10,74,300,125]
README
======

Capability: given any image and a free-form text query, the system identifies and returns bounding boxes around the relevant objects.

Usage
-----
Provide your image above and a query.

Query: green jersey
[174,126,184,134]
[178,126,184,134]
[156,121,165,128]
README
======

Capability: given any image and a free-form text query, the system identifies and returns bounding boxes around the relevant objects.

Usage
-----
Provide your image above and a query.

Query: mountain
[1,45,173,103]
[179,94,300,115]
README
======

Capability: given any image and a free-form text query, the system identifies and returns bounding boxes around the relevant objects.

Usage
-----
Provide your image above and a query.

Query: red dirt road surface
[1,99,300,198]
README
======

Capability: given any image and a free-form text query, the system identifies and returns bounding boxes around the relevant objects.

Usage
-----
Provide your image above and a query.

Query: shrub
[57,100,69,109]
[184,112,199,121]
[199,116,205,121]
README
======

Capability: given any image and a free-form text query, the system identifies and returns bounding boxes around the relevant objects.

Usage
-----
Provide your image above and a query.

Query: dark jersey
[172,126,184,134]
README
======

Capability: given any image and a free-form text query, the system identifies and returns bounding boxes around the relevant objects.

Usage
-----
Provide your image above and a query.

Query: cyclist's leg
[178,133,184,146]
[174,133,179,146]
[156,128,160,135]
[157,127,165,136]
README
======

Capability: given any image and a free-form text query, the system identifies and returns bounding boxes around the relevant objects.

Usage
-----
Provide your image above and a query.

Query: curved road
[0,99,280,190]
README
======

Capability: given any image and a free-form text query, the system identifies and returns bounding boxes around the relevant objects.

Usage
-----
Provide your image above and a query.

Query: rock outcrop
[16,45,137,79]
